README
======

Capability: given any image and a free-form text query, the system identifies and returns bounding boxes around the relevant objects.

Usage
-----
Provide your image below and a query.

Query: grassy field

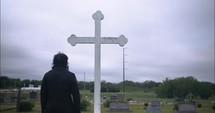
[1,90,214,113]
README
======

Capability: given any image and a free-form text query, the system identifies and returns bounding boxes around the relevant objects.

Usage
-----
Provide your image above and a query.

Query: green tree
[197,82,213,99]
[156,76,214,99]
[30,80,42,87]
[0,76,10,88]
[22,79,31,87]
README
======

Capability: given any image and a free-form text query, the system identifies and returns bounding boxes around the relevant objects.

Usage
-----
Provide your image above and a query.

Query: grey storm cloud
[1,0,214,83]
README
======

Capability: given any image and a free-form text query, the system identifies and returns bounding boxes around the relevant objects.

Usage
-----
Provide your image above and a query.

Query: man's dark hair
[52,52,69,69]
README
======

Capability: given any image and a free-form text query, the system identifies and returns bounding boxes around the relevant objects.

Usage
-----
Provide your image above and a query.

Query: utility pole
[84,72,86,91]
[122,47,126,92]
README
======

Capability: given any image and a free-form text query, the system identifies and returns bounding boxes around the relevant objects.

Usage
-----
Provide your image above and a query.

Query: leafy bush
[81,99,90,111]
[144,103,148,107]
[212,105,215,110]
[156,77,214,99]
[144,103,149,110]
[19,101,35,112]
[212,102,215,110]
[197,103,202,108]
[103,100,112,108]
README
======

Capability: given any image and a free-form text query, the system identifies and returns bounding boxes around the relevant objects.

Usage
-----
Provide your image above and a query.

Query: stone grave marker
[109,94,131,112]
[212,101,215,110]
[177,104,197,113]
[147,100,161,113]
[109,103,131,112]
[16,89,21,112]
[151,100,161,107]
[147,107,161,113]
[117,93,125,102]
[110,96,117,101]
[4,92,11,103]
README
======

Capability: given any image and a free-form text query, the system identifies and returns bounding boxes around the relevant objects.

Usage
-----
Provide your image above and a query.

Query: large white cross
[67,10,128,113]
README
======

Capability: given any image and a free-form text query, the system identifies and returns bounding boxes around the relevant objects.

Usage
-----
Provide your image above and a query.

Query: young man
[41,52,81,113]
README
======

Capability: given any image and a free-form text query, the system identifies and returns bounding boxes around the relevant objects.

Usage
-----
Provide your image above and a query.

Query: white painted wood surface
[67,10,128,113]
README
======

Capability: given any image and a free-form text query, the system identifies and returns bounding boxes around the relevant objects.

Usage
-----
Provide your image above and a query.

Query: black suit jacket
[40,67,81,113]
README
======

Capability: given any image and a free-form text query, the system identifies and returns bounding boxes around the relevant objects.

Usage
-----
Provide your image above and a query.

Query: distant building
[21,84,41,92]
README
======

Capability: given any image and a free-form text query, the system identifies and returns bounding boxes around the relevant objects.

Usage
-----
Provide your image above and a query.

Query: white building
[21,84,41,92]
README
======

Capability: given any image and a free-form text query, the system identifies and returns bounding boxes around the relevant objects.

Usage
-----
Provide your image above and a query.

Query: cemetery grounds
[0,90,214,113]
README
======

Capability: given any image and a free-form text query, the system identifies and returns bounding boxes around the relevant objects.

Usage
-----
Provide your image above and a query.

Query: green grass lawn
[1,90,214,113]
[1,100,214,113]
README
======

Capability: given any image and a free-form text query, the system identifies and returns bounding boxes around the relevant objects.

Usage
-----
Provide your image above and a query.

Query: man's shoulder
[67,71,76,78]
[43,69,76,79]
[44,69,54,75]
[67,71,75,75]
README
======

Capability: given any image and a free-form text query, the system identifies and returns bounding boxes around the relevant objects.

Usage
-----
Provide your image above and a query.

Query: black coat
[40,67,81,113]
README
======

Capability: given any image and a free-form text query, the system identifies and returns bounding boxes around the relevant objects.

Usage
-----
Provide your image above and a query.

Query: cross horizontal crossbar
[68,34,128,47]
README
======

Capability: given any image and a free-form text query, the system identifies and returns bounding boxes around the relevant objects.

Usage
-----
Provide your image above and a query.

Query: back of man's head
[52,52,68,69]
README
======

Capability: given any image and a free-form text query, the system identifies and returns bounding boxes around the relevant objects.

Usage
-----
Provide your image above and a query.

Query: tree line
[0,76,159,92]
[1,76,214,99]
[0,76,42,89]
[156,76,215,99]
[78,80,160,92]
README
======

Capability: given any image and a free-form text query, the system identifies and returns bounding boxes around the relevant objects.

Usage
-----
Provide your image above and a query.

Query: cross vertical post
[67,10,128,113]
[92,11,104,113]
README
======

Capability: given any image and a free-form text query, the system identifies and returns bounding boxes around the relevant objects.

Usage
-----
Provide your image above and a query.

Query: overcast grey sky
[1,0,214,83]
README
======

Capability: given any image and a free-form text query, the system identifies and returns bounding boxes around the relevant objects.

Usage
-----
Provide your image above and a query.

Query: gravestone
[3,92,12,103]
[212,101,215,110]
[117,93,125,102]
[29,91,37,100]
[151,100,161,107]
[147,107,161,113]
[147,100,161,113]
[174,98,185,110]
[109,103,131,112]
[110,96,117,101]
[16,89,21,112]
[177,104,197,113]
